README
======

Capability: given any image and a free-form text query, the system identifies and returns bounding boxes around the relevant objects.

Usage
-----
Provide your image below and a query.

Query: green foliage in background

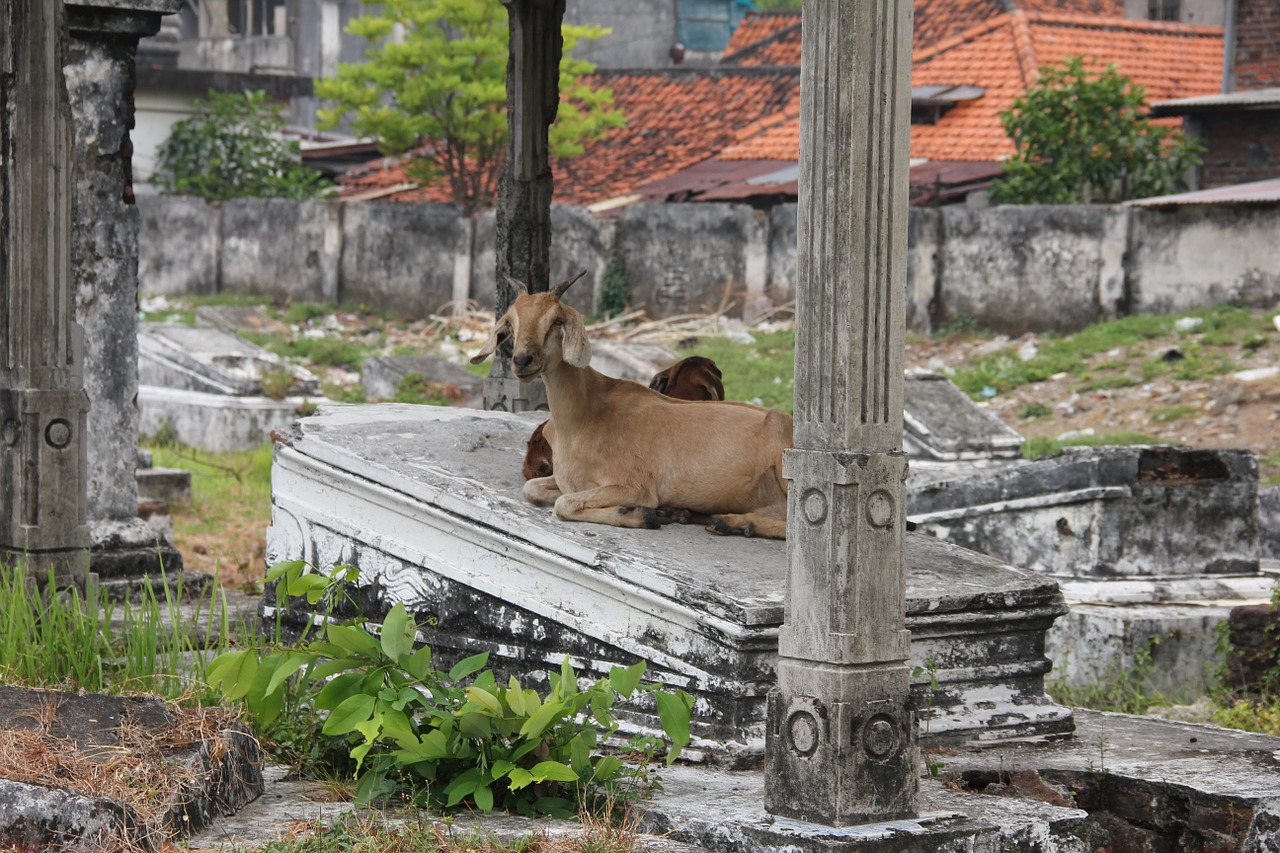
[992,56,1205,204]
[154,90,333,201]
[315,0,625,214]
[597,245,630,318]
[209,561,692,817]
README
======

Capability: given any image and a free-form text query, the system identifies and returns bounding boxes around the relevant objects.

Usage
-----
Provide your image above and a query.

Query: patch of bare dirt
[904,319,1280,482]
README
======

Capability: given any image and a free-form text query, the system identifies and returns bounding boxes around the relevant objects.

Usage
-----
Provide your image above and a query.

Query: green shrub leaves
[209,560,692,817]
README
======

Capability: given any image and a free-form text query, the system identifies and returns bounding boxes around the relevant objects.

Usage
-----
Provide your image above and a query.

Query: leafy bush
[314,0,624,214]
[992,56,1204,204]
[598,246,630,319]
[209,561,693,817]
[154,90,332,201]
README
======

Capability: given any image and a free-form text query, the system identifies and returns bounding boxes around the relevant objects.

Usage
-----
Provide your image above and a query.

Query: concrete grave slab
[266,404,1072,754]
[902,370,1025,463]
[138,323,327,451]
[139,323,319,398]
[195,304,292,338]
[0,686,262,851]
[908,445,1260,579]
[362,354,484,406]
[589,340,683,383]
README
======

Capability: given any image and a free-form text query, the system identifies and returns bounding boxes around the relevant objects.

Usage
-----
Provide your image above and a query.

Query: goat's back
[550,377,792,514]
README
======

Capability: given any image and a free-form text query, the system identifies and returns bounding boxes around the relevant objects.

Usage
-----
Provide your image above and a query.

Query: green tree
[153,90,332,201]
[992,56,1205,204]
[315,0,624,214]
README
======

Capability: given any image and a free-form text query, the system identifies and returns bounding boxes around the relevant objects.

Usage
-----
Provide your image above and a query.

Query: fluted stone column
[485,0,564,413]
[0,0,92,586]
[764,0,918,826]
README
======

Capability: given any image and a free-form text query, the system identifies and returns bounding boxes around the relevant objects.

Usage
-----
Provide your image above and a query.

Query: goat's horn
[505,275,530,297]
[551,270,588,299]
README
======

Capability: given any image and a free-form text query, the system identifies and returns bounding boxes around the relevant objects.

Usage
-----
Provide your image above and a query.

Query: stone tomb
[908,446,1270,696]
[267,404,1072,753]
[138,324,326,452]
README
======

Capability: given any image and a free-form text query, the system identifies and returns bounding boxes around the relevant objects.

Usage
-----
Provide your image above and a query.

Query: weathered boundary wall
[138,196,1280,334]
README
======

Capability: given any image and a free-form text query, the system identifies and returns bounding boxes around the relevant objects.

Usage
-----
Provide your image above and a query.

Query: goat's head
[470,271,590,381]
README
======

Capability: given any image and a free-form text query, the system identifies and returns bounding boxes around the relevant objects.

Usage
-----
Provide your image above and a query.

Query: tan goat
[471,273,792,538]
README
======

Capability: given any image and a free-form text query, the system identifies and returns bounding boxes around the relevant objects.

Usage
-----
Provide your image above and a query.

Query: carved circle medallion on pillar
[800,488,828,525]
[865,488,895,528]
[45,418,73,449]
[853,709,910,765]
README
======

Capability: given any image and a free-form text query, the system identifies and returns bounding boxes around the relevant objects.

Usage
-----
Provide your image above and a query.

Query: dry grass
[0,697,244,853]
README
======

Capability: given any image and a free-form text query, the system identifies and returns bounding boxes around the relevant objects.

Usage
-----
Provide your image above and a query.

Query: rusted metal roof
[1152,87,1280,115]
[1126,177,1280,207]
[634,157,1004,206]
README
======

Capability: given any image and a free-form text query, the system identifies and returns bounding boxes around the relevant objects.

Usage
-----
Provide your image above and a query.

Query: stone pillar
[763,0,918,827]
[484,0,564,413]
[66,0,184,580]
[0,0,92,586]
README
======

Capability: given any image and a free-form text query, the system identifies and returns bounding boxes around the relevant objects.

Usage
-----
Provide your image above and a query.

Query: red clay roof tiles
[342,7,1221,204]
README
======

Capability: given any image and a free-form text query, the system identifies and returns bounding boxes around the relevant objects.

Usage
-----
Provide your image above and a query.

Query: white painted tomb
[266,403,1073,756]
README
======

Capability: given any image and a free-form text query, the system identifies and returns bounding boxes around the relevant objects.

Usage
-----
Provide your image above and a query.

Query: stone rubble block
[0,687,263,851]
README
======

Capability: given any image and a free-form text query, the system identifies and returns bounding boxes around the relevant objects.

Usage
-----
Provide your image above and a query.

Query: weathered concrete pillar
[484,0,564,413]
[66,0,184,580]
[764,0,918,826]
[0,0,92,586]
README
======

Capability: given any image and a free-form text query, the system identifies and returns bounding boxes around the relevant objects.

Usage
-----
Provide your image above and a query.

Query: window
[1148,0,1180,21]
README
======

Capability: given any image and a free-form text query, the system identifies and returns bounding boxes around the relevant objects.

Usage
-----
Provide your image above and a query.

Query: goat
[473,273,791,538]
[648,355,725,401]
[521,355,725,480]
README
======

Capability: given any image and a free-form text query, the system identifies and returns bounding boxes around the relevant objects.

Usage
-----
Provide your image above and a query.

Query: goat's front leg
[555,486,662,530]
[523,476,562,506]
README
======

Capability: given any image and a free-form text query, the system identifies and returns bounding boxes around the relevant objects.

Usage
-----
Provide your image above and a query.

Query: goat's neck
[542,362,608,430]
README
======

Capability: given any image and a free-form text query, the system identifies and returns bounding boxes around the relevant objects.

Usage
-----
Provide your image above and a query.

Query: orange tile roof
[342,10,1222,204]
[340,68,800,207]
[720,11,801,66]
[913,12,1224,160]
[915,0,1126,47]
[722,10,800,60]
[722,1,1130,67]
[724,12,1223,164]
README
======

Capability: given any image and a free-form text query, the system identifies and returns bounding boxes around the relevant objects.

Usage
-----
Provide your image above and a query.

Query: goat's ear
[470,322,508,365]
[558,309,592,368]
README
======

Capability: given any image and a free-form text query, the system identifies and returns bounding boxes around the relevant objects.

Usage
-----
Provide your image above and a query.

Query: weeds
[1150,404,1199,424]
[1023,431,1161,460]
[0,561,233,704]
[145,442,273,588]
[1047,636,1174,714]
[209,561,692,817]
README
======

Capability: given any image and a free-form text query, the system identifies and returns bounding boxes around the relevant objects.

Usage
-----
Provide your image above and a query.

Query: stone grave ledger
[138,324,325,452]
[909,445,1260,578]
[266,405,1072,750]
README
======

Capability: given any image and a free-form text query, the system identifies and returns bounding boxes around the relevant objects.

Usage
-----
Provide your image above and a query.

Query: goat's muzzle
[511,351,540,381]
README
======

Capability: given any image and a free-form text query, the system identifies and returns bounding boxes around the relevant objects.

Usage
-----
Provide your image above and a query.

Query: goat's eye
[552,318,564,327]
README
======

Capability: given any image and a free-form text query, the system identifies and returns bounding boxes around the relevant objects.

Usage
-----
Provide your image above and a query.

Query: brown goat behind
[522,355,726,480]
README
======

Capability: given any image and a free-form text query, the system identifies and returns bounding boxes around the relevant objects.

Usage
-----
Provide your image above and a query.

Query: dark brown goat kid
[474,273,791,538]
[521,355,725,480]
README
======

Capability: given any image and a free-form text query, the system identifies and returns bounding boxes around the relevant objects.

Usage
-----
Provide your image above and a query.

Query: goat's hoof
[653,506,692,525]
[706,519,735,536]
[640,507,663,529]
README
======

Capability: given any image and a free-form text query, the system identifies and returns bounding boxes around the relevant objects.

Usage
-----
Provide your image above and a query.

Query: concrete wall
[618,203,770,319]
[1128,204,1280,316]
[931,205,1128,335]
[137,196,1280,334]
